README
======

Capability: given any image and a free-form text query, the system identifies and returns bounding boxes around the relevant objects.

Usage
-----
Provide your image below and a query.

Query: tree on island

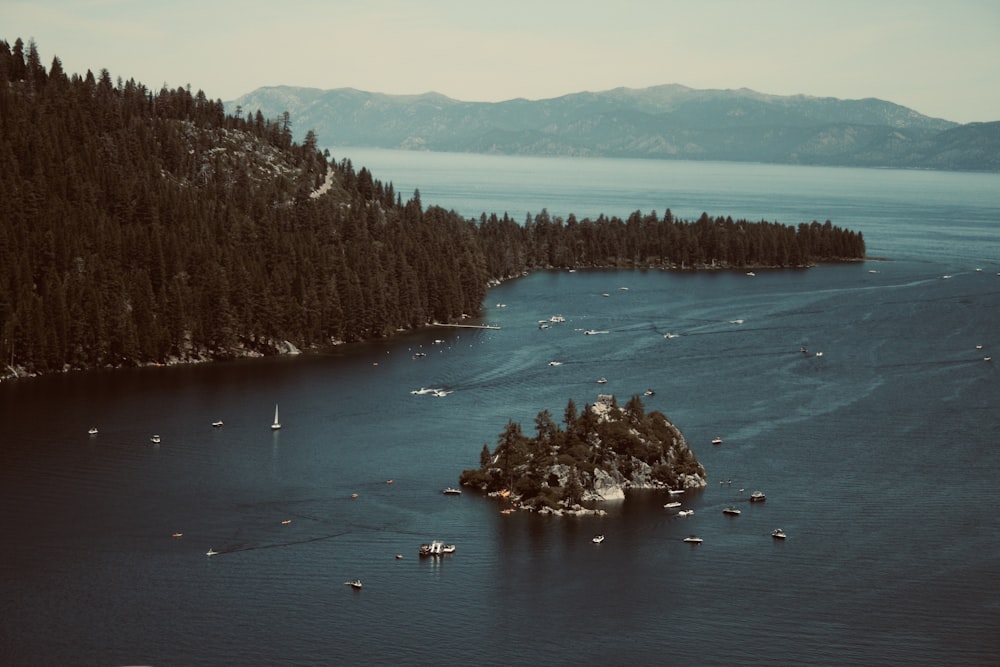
[459,395,706,511]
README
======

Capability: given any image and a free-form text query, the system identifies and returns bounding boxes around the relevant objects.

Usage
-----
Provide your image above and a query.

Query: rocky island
[459,394,706,514]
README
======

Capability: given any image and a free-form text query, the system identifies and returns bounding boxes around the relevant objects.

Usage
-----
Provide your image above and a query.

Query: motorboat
[442,487,462,495]
[344,580,363,589]
[281,519,292,525]
[749,491,766,502]
[668,489,685,496]
[419,541,447,556]
[711,436,723,445]
[596,377,607,384]
[206,548,218,557]
[663,501,682,509]
[644,388,655,396]
[88,427,98,436]
[592,534,605,544]
[548,361,562,366]
[584,329,609,335]
[677,509,694,517]
[441,544,456,554]
[150,435,161,444]
[211,420,223,427]
[722,507,741,516]
[171,532,183,538]
[772,529,787,539]
[683,535,703,544]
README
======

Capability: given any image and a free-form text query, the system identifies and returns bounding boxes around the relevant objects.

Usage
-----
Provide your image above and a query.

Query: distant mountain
[228,84,1000,172]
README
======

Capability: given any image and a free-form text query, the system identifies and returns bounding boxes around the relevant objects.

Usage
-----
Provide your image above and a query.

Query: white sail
[271,404,281,430]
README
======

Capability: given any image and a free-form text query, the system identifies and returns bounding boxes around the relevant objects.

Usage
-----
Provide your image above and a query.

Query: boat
[772,528,787,539]
[722,506,741,516]
[683,535,703,544]
[584,329,609,335]
[281,519,292,525]
[596,377,607,384]
[344,579,363,589]
[592,534,605,544]
[271,404,281,430]
[150,435,161,444]
[663,501,682,509]
[206,548,218,557]
[548,361,562,366]
[442,487,462,495]
[711,436,723,445]
[815,351,824,357]
[643,388,655,396]
[419,540,447,556]
[171,532,183,538]
[441,544,456,554]
[211,420,223,427]
[351,493,359,499]
[549,315,565,323]
[395,554,404,559]
[677,509,694,517]
[87,427,98,436]
[668,489,685,495]
[749,491,766,502]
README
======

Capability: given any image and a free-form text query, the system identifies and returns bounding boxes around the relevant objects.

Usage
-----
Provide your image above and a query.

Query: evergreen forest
[1,39,866,377]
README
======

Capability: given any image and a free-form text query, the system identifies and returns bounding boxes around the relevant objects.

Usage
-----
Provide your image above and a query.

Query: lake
[2,151,998,666]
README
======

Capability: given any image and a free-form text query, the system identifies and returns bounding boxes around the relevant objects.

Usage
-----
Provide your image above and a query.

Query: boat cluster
[658,487,785,545]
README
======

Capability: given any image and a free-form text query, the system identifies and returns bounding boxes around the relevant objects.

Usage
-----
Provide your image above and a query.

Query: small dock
[432,323,501,330]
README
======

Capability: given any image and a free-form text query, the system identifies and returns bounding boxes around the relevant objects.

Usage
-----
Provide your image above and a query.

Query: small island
[459,394,706,514]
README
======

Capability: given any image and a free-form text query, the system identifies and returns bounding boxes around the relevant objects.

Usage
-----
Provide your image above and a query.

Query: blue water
[2,153,999,666]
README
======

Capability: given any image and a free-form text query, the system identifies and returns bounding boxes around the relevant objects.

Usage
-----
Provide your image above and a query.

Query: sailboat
[271,404,281,430]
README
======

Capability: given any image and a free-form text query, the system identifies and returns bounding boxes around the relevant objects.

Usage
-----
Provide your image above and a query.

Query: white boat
[677,509,694,517]
[584,329,609,335]
[419,540,448,556]
[711,436,723,445]
[211,420,223,427]
[271,404,281,430]
[206,548,218,557]
[664,501,682,509]
[548,361,562,366]
[644,388,655,396]
[150,435,161,444]
[592,534,605,543]
[596,377,607,384]
[549,315,566,323]
[668,489,685,496]
[442,487,462,495]
[344,579,363,589]
[683,535,703,544]
[88,427,98,436]
[772,529,787,539]
[749,491,766,503]
[722,506,741,516]
[441,544,456,554]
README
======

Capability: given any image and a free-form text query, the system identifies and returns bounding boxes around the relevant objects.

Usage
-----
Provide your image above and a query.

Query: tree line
[0,38,865,376]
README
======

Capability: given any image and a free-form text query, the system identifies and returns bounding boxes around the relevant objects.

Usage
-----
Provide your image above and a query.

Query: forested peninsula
[1,39,866,378]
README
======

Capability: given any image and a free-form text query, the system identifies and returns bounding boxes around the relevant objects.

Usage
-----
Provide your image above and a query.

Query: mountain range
[229,84,999,172]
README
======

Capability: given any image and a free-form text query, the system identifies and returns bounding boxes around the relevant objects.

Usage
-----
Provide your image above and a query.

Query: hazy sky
[5,0,999,123]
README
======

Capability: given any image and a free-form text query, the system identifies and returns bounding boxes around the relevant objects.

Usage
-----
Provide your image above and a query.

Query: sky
[4,0,999,123]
